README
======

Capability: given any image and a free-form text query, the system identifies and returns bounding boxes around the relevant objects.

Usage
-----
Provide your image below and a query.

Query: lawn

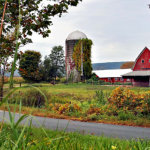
[2,83,150,127]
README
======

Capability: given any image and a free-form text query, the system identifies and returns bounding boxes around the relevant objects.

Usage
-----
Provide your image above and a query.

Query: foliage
[1,123,150,150]
[2,84,150,126]
[0,0,82,46]
[58,103,81,115]
[39,55,55,82]
[72,39,93,79]
[0,0,82,89]
[120,61,134,69]
[0,30,22,100]
[90,73,99,81]
[108,87,150,115]
[40,46,65,81]
[8,88,49,107]
[59,77,67,83]
[95,90,106,104]
[86,104,102,115]
[19,50,42,82]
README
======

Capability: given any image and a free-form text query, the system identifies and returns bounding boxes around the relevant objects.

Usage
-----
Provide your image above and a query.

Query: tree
[120,62,134,69]
[0,30,22,101]
[0,0,82,46]
[0,0,82,88]
[19,50,42,82]
[39,46,65,82]
[39,56,55,81]
[49,46,65,80]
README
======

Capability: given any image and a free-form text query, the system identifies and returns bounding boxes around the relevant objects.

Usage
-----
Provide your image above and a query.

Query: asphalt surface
[0,111,150,140]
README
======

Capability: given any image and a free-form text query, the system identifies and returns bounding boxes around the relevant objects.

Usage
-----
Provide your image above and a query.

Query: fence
[85,80,132,86]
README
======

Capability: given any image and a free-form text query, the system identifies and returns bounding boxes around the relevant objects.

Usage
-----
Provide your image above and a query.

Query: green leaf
[14,114,28,128]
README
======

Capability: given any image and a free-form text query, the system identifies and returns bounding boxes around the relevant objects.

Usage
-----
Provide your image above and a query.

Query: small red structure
[93,69,132,84]
[122,47,150,87]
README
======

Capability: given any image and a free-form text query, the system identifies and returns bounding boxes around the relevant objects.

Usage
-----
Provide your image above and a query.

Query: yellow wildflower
[111,145,116,150]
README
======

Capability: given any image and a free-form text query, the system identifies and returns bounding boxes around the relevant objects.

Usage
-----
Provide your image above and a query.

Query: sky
[20,0,150,63]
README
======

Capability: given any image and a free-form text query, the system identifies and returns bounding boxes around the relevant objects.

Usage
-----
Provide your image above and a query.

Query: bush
[118,110,135,121]
[59,78,67,83]
[8,77,26,84]
[95,90,106,104]
[52,102,81,115]
[107,87,150,115]
[8,88,49,107]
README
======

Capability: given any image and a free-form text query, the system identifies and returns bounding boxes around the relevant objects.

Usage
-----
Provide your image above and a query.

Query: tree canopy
[0,0,82,46]
[19,50,42,82]
[40,45,65,81]
[120,62,134,69]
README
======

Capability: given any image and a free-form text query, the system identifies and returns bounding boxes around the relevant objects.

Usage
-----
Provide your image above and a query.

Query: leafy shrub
[52,103,81,115]
[87,113,98,121]
[114,82,123,85]
[95,90,106,104]
[8,88,49,107]
[86,104,102,115]
[118,110,135,121]
[108,87,150,115]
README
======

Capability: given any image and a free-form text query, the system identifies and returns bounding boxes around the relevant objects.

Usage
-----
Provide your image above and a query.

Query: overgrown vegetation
[2,84,149,127]
[72,39,93,79]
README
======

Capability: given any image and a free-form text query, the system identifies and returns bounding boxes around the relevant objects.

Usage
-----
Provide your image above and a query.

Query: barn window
[108,78,111,81]
[115,78,117,81]
[142,59,144,63]
[127,79,130,81]
[120,78,124,81]
[149,59,150,63]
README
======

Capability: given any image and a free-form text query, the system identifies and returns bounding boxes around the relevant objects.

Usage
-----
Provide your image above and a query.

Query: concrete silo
[65,30,87,82]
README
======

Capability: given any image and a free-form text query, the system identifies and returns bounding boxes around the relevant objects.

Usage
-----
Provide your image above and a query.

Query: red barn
[122,47,150,87]
[93,69,132,84]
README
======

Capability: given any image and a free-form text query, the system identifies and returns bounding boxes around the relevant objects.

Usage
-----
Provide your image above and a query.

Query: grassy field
[1,123,150,150]
[2,83,150,127]
[1,83,150,149]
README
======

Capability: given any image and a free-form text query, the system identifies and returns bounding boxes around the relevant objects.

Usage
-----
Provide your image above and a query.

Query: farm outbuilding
[93,69,132,84]
[122,47,150,87]
[65,30,87,82]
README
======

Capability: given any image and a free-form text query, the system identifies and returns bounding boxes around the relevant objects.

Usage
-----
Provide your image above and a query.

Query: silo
[65,30,87,82]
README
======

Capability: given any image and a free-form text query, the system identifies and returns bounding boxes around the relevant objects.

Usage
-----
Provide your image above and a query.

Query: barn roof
[122,70,150,77]
[66,30,87,40]
[92,69,132,78]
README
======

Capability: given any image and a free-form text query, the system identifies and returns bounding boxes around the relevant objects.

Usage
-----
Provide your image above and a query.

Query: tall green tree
[49,45,65,80]
[39,56,55,81]
[40,46,65,81]
[19,50,42,82]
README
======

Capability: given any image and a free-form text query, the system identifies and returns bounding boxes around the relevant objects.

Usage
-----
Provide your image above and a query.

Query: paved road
[0,111,150,140]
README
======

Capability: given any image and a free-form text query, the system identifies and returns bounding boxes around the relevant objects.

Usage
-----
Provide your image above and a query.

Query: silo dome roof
[66,30,87,40]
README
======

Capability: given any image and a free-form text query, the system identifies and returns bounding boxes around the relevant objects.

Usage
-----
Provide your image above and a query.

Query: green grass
[0,83,150,149]
[1,123,150,150]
